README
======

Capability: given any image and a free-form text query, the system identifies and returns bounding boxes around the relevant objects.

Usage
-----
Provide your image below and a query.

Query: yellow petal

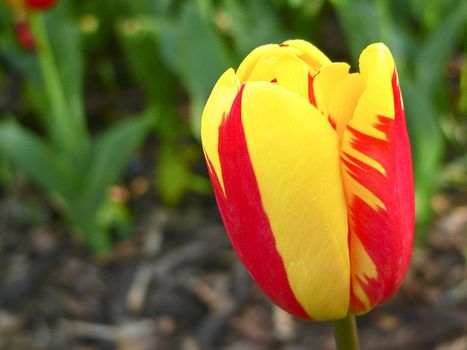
[247,54,278,82]
[236,40,330,84]
[236,44,277,82]
[283,39,332,73]
[348,43,396,140]
[275,54,309,100]
[200,68,240,194]
[239,45,305,83]
[313,63,365,142]
[340,43,396,206]
[241,82,350,320]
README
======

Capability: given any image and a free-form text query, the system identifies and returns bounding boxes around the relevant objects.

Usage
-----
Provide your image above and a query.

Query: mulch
[0,184,465,350]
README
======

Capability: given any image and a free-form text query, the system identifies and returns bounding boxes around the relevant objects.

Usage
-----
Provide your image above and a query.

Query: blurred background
[0,0,466,349]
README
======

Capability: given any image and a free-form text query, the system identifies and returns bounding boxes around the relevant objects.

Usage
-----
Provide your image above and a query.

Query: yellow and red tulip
[201,40,414,321]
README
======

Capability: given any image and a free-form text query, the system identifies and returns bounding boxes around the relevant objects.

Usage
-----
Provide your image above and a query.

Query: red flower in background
[24,0,57,10]
[6,0,57,11]
[5,0,57,52]
[14,19,36,51]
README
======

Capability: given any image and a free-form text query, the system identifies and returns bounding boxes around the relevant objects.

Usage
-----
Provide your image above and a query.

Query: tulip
[6,0,57,11]
[201,40,414,322]
[6,0,57,52]
[14,18,36,51]
[25,0,57,10]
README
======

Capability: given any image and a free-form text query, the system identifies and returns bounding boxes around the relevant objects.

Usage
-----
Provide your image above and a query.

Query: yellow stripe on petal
[200,68,240,194]
[248,55,278,82]
[341,148,386,176]
[349,43,396,140]
[340,43,396,208]
[236,44,277,82]
[241,82,349,320]
[359,43,395,81]
[313,63,365,142]
[339,43,414,313]
[283,39,331,73]
[342,174,386,211]
[350,235,378,311]
[275,54,309,99]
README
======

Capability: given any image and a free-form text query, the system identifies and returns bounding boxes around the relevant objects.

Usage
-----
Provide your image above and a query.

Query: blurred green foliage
[0,1,155,251]
[0,0,465,249]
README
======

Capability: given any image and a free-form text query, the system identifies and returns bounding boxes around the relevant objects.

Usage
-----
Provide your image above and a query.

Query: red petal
[345,71,415,312]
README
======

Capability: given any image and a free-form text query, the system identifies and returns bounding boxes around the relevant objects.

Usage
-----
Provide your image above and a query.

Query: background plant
[0,0,465,250]
[0,1,154,251]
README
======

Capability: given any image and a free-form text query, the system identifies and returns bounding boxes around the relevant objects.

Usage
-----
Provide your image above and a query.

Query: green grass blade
[416,1,467,92]
[159,2,233,136]
[0,119,75,202]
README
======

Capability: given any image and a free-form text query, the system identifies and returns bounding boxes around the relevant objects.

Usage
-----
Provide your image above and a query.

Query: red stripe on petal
[346,71,414,312]
[307,73,317,107]
[205,85,310,320]
[328,115,337,130]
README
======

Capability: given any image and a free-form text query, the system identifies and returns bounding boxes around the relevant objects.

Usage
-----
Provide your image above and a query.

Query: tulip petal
[283,39,332,71]
[204,84,310,319]
[236,40,331,84]
[312,63,365,141]
[236,44,277,82]
[340,44,414,313]
[210,81,350,320]
[241,46,306,83]
[201,68,240,193]
[275,54,309,100]
[242,83,350,320]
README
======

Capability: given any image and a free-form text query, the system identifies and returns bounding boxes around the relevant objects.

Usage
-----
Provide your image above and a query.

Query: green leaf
[409,0,461,30]
[460,58,467,114]
[77,113,155,215]
[115,0,171,16]
[30,14,89,160]
[330,0,414,67]
[45,4,85,128]
[0,119,76,202]
[117,16,176,106]
[188,173,211,195]
[222,0,286,57]
[329,0,381,60]
[97,198,133,240]
[159,2,233,136]
[156,145,191,205]
[402,80,444,235]
[415,1,467,93]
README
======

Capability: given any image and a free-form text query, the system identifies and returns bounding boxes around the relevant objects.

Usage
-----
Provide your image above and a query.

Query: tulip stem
[30,13,88,160]
[333,314,361,350]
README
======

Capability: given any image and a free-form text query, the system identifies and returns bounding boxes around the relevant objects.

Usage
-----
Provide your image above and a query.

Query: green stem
[30,14,85,158]
[333,314,361,350]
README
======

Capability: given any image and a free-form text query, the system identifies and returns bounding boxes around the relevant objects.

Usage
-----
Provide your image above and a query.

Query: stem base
[333,314,360,350]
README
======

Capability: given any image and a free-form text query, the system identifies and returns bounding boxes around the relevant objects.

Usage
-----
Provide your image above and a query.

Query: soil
[0,173,466,350]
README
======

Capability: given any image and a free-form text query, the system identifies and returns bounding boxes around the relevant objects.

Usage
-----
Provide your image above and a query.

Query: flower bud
[201,40,414,320]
